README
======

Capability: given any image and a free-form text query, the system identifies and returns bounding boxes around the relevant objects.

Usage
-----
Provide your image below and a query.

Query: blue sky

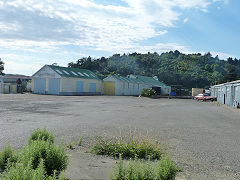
[0,0,239,75]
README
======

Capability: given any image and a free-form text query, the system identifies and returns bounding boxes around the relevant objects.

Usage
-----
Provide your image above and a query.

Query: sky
[0,0,239,75]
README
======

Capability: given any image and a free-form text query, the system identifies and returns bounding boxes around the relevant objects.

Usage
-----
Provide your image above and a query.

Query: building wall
[61,77,103,95]
[0,83,3,93]
[211,82,240,107]
[161,86,171,95]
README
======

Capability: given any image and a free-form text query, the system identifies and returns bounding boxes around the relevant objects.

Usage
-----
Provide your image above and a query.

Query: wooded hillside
[68,51,240,89]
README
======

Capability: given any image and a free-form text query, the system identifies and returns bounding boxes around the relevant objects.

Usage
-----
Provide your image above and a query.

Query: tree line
[68,51,240,89]
[0,58,4,76]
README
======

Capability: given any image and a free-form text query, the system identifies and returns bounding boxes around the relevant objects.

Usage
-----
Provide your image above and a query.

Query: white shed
[103,75,171,96]
[32,65,103,95]
[211,80,240,107]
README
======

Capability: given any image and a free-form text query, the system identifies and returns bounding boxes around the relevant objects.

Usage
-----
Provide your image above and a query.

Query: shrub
[0,146,18,171]
[140,88,156,97]
[20,140,68,176]
[91,137,162,160]
[155,157,178,180]
[110,157,178,180]
[28,128,55,144]
[0,160,65,180]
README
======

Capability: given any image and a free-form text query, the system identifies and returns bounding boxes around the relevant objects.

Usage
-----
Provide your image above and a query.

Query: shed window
[128,83,129,88]
[77,72,84,76]
[63,70,70,75]
[56,70,63,74]
[83,73,89,77]
[71,71,78,76]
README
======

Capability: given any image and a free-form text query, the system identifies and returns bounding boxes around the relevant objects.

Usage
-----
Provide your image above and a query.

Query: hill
[68,51,240,89]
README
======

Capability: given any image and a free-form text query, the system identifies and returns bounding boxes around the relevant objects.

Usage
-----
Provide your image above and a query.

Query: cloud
[0,0,225,52]
[183,18,189,23]
[0,0,230,75]
[210,51,234,60]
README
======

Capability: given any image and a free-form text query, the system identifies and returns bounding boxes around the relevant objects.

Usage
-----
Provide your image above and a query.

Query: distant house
[0,74,31,94]
[32,65,103,95]
[103,74,171,96]
[211,80,240,107]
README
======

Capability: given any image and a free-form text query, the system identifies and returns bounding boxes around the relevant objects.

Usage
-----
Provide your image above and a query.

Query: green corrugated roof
[132,75,169,87]
[110,75,169,87]
[48,65,100,80]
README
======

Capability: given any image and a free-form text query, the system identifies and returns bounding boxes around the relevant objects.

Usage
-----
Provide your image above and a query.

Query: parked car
[194,93,217,101]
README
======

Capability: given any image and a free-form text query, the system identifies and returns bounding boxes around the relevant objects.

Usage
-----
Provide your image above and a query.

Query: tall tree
[0,58,4,75]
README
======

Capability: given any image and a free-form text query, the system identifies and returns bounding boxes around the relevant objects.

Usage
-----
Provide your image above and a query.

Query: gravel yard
[0,94,240,179]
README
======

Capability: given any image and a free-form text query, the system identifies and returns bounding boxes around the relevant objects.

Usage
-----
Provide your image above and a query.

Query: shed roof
[131,75,169,87]
[107,75,169,87]
[211,79,240,87]
[47,65,100,80]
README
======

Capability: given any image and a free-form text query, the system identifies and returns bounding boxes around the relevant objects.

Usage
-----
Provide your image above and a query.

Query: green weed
[28,128,55,144]
[78,137,83,146]
[21,140,68,176]
[66,142,74,150]
[0,159,65,180]
[0,146,18,171]
[92,137,162,160]
[110,156,178,180]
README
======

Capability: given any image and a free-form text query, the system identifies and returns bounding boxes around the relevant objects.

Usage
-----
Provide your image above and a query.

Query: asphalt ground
[0,94,240,179]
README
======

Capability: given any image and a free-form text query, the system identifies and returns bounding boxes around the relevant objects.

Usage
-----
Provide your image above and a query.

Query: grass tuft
[110,156,179,180]
[66,142,74,150]
[0,146,18,171]
[21,140,68,176]
[28,128,55,144]
[91,137,162,160]
[0,159,65,180]
[78,137,83,146]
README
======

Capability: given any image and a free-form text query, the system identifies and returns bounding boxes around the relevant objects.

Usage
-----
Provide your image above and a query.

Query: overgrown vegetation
[140,88,156,97]
[68,51,240,88]
[0,160,65,180]
[0,128,68,179]
[21,140,68,176]
[110,157,179,180]
[91,137,162,160]
[28,128,55,144]
[0,146,17,171]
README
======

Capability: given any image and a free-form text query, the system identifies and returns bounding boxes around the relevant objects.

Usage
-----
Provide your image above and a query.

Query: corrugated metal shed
[211,80,240,107]
[32,65,103,96]
[103,75,171,96]
[47,65,100,80]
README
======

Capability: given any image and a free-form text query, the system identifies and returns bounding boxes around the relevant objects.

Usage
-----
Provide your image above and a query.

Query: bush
[91,137,162,160]
[140,88,156,97]
[20,140,68,176]
[28,128,55,144]
[0,146,18,171]
[0,160,65,180]
[110,157,178,180]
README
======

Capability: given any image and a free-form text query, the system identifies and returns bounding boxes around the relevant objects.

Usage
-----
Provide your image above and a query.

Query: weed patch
[66,142,74,150]
[0,146,18,171]
[92,137,162,160]
[0,160,65,180]
[110,157,178,180]
[28,128,55,144]
[78,137,83,146]
[21,140,68,176]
